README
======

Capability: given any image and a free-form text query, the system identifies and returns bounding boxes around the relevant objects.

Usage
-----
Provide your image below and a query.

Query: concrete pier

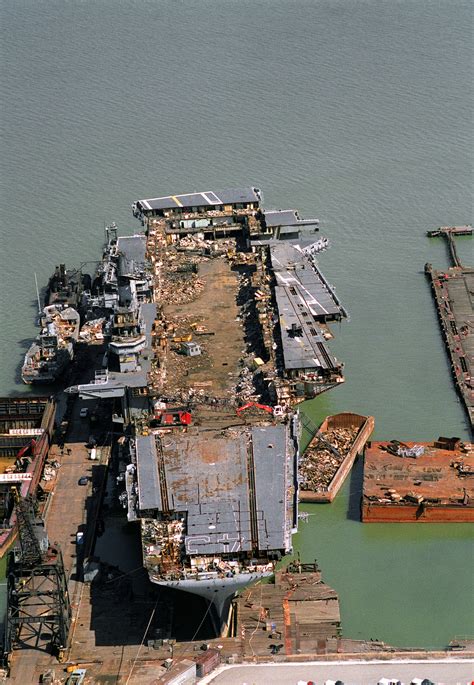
[425,227,473,428]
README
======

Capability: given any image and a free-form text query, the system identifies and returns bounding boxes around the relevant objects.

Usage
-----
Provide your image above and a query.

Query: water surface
[1,0,472,648]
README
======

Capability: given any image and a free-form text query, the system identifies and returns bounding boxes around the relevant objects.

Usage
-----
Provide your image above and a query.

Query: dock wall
[362,502,474,523]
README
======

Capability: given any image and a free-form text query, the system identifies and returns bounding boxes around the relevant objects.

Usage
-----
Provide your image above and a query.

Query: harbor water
[1,0,472,649]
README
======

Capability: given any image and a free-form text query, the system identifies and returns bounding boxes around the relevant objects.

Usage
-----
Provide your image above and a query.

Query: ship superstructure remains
[21,304,80,384]
[132,186,319,242]
[20,262,87,385]
[64,187,346,631]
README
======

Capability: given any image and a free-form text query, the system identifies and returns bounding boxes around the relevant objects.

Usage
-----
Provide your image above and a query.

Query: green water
[0,0,472,648]
[294,440,474,649]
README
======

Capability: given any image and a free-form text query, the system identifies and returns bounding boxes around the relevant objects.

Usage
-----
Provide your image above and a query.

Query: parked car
[79,408,89,418]
[78,476,88,486]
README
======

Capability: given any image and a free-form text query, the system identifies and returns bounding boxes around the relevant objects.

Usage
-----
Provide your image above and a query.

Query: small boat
[299,412,374,502]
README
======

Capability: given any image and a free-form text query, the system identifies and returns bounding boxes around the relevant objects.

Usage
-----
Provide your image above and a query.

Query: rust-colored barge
[362,438,474,523]
[300,412,374,503]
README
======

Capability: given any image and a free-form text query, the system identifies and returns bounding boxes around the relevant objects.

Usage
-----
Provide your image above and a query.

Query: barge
[299,412,374,502]
[362,437,474,522]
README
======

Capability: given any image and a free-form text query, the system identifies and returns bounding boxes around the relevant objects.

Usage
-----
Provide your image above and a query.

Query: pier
[425,226,473,428]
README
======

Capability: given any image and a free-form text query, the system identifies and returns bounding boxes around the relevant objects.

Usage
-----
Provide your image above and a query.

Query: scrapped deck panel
[269,243,344,377]
[264,209,319,229]
[362,440,474,522]
[271,243,342,320]
[275,286,338,370]
[116,234,147,268]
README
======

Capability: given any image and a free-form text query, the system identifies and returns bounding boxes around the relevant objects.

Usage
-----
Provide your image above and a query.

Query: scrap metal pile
[300,427,358,492]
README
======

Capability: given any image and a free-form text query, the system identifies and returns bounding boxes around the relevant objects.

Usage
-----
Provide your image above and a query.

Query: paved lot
[204,658,474,685]
[8,400,100,683]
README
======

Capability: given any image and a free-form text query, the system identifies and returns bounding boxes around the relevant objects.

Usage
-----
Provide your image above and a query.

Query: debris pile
[300,427,358,491]
[79,318,105,343]
[41,459,61,487]
[234,365,257,403]
[161,274,206,306]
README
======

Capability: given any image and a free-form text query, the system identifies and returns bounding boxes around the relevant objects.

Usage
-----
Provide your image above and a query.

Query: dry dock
[425,225,473,427]
[362,438,474,522]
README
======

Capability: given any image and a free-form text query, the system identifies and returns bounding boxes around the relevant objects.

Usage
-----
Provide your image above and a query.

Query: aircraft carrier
[67,187,347,629]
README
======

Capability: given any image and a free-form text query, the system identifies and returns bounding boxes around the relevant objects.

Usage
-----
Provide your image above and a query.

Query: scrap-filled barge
[64,186,347,628]
[425,225,473,427]
[362,437,474,522]
[300,413,374,502]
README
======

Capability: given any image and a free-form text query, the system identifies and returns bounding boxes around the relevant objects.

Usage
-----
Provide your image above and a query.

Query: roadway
[202,658,474,685]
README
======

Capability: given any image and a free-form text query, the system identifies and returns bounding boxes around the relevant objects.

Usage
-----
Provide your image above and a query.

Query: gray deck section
[269,243,341,371]
[264,209,319,229]
[135,435,162,511]
[159,429,253,555]
[137,187,261,212]
[117,235,147,268]
[270,243,341,319]
[136,426,291,556]
[275,284,337,370]
[252,426,287,550]
[139,303,157,347]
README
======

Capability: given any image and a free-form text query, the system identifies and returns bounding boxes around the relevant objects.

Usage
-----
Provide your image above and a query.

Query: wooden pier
[230,562,341,657]
[425,226,473,428]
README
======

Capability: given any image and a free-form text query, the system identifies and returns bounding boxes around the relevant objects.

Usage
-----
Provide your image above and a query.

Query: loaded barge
[300,412,374,502]
[65,186,348,628]
[362,437,474,522]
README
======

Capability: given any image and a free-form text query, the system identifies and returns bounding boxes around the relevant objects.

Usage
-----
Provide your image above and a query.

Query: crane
[2,488,71,669]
